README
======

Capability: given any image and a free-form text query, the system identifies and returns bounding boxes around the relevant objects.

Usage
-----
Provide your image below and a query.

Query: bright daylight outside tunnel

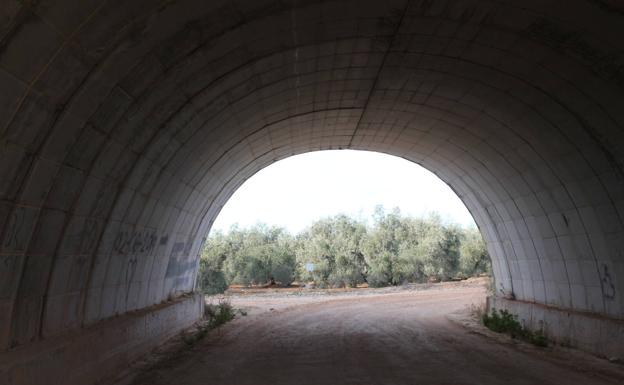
[1,0,624,384]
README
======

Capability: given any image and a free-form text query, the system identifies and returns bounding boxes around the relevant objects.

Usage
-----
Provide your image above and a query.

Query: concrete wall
[0,294,203,385]
[488,296,624,359]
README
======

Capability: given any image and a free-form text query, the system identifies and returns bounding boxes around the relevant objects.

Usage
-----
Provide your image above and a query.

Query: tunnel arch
[0,0,623,367]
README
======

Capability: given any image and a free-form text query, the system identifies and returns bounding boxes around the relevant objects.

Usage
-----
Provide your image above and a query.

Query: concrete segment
[0,293,203,385]
[0,0,623,383]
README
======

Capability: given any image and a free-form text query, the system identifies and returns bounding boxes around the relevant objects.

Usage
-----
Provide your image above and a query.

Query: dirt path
[129,283,624,385]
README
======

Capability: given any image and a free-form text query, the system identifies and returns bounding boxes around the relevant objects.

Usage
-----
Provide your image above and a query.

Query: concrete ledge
[0,293,203,385]
[487,296,624,359]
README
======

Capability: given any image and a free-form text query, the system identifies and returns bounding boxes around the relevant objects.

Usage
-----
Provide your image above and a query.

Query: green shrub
[183,301,236,347]
[201,209,492,290]
[483,308,548,347]
[459,228,490,277]
[197,262,228,294]
[204,300,236,328]
[297,215,367,288]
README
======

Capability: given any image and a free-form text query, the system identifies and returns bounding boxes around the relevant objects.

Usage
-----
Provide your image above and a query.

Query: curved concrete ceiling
[1,0,623,350]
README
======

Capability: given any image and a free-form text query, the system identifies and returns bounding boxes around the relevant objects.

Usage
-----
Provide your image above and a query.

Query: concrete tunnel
[0,0,624,383]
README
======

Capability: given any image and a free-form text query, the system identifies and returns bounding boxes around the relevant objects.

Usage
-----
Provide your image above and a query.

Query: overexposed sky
[211,150,476,234]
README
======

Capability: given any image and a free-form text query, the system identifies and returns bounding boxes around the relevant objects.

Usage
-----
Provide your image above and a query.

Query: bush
[184,300,236,347]
[198,209,492,291]
[197,259,228,294]
[296,215,367,288]
[483,308,548,347]
[204,300,236,328]
[459,228,490,277]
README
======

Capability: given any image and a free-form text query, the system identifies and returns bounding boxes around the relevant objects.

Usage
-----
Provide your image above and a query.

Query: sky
[210,150,476,234]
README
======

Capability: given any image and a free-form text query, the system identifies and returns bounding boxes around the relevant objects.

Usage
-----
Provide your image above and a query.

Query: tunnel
[0,0,623,383]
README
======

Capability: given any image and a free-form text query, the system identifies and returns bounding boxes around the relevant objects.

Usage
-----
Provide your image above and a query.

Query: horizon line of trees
[197,207,490,294]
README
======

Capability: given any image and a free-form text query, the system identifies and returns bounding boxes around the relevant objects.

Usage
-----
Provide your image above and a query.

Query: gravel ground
[127,279,624,385]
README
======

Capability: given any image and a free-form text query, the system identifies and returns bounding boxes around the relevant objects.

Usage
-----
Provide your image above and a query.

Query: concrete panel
[0,293,203,385]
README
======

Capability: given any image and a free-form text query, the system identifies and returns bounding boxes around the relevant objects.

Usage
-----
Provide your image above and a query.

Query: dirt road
[129,282,624,385]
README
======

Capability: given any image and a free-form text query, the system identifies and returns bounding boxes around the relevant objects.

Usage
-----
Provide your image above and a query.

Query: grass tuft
[482,308,548,347]
[183,300,236,347]
[204,300,236,328]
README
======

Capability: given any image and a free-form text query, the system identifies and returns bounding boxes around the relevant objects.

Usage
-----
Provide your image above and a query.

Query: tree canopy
[198,207,490,293]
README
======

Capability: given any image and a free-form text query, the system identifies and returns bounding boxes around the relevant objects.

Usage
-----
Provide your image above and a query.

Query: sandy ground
[128,280,624,385]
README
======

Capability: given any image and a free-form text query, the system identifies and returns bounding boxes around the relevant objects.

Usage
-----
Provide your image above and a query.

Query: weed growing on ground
[205,300,236,328]
[482,308,548,347]
[469,302,487,320]
[184,300,236,347]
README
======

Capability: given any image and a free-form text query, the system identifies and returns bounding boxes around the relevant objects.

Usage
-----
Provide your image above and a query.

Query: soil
[127,279,624,385]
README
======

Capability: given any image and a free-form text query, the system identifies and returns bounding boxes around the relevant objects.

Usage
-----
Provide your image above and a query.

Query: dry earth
[126,280,624,385]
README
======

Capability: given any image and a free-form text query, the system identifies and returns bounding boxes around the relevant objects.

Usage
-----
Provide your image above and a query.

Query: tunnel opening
[197,149,489,294]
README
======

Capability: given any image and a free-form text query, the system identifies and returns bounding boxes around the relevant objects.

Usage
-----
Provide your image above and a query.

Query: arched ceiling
[1,0,623,349]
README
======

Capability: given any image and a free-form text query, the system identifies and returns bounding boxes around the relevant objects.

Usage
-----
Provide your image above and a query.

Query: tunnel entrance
[1,1,624,384]
[198,149,488,294]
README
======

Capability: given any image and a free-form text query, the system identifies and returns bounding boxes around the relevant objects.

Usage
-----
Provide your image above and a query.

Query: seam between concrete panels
[159,47,387,169]
[345,0,414,148]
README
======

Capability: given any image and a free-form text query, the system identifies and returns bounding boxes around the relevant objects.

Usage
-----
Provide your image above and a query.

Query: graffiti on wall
[600,264,616,300]
[113,230,158,255]
[165,241,195,278]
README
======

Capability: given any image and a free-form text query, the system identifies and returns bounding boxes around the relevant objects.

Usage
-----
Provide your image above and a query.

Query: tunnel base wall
[487,296,624,359]
[0,293,203,385]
